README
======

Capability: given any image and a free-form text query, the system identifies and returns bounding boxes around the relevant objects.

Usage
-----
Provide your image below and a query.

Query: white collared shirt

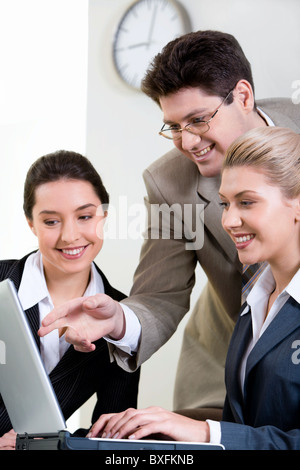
[257,107,275,127]
[18,251,105,374]
[18,251,140,373]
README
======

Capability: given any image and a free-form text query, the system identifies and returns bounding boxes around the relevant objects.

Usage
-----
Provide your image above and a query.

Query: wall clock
[113,0,191,90]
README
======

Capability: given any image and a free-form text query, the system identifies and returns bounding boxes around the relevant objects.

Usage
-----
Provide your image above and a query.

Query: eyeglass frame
[158,88,234,141]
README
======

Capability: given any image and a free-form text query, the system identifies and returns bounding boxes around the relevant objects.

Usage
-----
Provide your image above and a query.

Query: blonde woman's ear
[295,197,300,222]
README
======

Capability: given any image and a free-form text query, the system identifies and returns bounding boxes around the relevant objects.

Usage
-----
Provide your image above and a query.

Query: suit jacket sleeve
[220,421,300,450]
[109,157,198,371]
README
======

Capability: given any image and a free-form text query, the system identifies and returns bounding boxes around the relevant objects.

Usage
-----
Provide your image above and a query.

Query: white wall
[0,0,89,431]
[0,0,88,259]
[0,0,299,431]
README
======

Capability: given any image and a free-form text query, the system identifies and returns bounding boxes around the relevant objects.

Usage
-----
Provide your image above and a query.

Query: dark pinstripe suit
[0,252,140,435]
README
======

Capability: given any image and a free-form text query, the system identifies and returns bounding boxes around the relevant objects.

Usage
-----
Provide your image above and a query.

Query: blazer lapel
[225,309,253,423]
[49,263,126,383]
[244,297,300,388]
[24,304,40,348]
[197,173,239,265]
[4,253,41,348]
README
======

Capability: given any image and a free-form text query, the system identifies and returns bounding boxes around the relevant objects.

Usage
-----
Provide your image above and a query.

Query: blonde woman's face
[219,166,300,269]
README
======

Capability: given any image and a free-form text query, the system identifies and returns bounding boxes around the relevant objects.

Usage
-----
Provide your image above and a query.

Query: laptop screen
[0,279,66,434]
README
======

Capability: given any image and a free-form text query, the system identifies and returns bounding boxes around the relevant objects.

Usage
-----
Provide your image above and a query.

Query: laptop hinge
[16,432,64,450]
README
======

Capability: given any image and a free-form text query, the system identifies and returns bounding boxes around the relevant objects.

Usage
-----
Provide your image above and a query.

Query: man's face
[159,86,257,177]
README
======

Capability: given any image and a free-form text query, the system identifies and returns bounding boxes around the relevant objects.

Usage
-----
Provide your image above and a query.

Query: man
[39,31,300,420]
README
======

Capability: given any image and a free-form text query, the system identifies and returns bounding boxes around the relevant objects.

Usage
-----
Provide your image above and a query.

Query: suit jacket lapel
[4,253,41,348]
[49,262,126,383]
[24,304,40,348]
[245,298,300,386]
[225,309,252,423]
[197,173,239,265]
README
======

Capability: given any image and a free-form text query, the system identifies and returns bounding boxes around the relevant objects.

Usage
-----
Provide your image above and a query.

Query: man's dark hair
[141,30,255,106]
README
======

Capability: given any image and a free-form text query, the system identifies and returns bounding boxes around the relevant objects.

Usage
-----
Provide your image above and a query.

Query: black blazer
[221,297,300,449]
[0,252,140,435]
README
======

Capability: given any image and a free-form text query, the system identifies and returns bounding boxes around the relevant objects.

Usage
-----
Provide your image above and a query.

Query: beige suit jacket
[110,98,300,412]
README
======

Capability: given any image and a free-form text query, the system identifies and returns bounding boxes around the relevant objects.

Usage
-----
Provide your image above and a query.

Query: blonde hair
[223,127,300,199]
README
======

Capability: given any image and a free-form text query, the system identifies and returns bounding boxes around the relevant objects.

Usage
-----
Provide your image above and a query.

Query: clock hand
[128,42,149,49]
[147,4,158,49]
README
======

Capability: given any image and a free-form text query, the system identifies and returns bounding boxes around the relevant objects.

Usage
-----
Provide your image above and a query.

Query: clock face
[113,0,191,90]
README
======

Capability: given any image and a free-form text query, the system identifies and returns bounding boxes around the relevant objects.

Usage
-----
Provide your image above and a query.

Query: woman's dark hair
[141,30,255,106]
[23,150,109,220]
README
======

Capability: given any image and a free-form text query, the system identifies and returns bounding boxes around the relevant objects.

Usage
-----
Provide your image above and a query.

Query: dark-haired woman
[0,150,140,449]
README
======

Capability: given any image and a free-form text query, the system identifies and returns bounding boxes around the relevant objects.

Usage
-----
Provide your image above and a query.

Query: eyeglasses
[159,89,234,141]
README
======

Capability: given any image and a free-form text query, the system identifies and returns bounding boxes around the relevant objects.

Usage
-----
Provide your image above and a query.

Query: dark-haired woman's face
[27,179,107,279]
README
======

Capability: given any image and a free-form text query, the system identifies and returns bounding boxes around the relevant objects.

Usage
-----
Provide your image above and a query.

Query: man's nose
[180,129,202,151]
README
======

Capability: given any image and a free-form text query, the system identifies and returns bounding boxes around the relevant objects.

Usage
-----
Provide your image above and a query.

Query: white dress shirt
[257,107,275,127]
[18,251,105,374]
[17,251,141,373]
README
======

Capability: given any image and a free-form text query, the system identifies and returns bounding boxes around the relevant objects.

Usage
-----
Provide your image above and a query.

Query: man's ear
[233,79,255,114]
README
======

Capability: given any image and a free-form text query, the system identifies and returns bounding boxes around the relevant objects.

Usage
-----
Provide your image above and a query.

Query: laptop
[0,278,224,450]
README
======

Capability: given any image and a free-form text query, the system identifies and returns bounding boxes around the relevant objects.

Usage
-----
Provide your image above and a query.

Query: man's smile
[193,144,215,161]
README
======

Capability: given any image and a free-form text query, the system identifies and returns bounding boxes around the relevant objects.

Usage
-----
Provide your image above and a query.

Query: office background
[0,0,299,430]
